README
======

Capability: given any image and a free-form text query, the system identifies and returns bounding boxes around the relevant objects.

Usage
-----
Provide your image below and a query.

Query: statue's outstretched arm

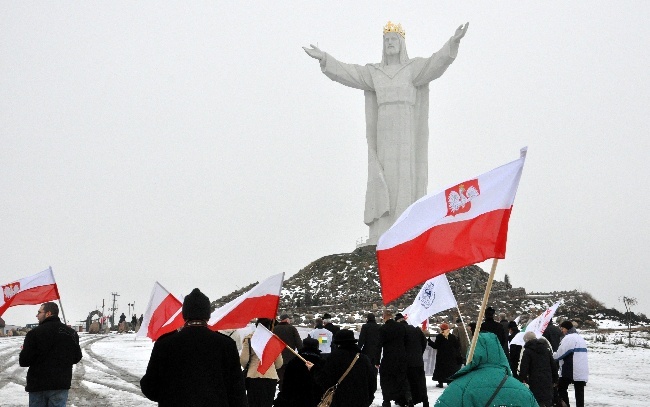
[302,44,324,61]
[453,22,469,43]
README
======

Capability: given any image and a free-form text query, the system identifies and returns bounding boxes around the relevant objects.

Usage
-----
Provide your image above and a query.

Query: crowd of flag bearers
[3,149,589,406]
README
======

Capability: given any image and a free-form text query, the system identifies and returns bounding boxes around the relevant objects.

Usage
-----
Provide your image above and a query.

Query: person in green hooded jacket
[435,332,538,407]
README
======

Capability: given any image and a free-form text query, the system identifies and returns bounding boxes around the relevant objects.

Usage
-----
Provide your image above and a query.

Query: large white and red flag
[136,282,184,341]
[377,148,527,304]
[525,300,563,337]
[402,274,457,327]
[208,273,284,331]
[250,323,286,374]
[0,267,60,317]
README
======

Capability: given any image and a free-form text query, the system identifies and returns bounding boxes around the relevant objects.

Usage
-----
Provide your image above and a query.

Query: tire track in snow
[67,334,151,405]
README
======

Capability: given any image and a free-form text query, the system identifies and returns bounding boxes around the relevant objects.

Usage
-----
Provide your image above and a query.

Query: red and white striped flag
[209,273,284,331]
[136,282,184,341]
[0,267,60,317]
[378,148,527,304]
[250,324,286,374]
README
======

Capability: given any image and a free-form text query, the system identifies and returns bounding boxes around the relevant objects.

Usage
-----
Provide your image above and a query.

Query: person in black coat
[507,320,522,380]
[480,306,509,357]
[379,310,411,407]
[323,312,341,335]
[274,337,324,407]
[542,320,562,352]
[308,329,377,407]
[398,314,429,407]
[19,302,82,406]
[273,313,303,391]
[427,322,461,388]
[140,288,247,407]
[358,313,381,366]
[519,333,558,407]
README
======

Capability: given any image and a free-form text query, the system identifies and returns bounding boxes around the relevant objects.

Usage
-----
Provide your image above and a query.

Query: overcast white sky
[2,2,649,326]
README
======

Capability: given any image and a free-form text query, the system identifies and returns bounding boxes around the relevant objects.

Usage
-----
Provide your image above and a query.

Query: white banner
[402,274,457,326]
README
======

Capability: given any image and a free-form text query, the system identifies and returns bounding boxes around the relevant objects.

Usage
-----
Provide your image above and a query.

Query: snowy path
[1,331,649,406]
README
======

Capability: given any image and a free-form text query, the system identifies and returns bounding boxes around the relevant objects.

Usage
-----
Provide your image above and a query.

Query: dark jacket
[427,333,461,382]
[311,343,377,407]
[519,339,558,405]
[378,319,408,400]
[542,322,562,352]
[480,317,509,356]
[435,333,537,407]
[273,322,303,365]
[358,319,381,365]
[324,322,340,335]
[275,348,324,407]
[140,324,247,407]
[19,316,82,392]
[402,322,426,368]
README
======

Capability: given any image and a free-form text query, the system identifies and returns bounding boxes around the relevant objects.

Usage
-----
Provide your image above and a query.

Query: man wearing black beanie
[141,288,247,406]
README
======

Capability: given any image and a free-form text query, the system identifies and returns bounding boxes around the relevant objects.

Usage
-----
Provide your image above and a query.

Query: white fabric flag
[402,274,457,327]
[524,300,563,337]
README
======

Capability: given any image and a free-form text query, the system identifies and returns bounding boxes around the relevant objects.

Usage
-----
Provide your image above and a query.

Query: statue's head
[381,21,408,65]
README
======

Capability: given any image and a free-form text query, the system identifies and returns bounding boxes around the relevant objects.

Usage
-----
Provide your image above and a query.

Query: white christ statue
[304,21,469,245]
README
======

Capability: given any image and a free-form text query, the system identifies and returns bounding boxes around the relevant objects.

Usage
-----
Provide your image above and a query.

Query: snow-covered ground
[1,325,649,406]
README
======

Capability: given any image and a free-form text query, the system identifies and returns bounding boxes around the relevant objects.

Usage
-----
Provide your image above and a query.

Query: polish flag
[136,282,184,341]
[250,324,286,374]
[0,267,60,317]
[377,148,527,304]
[209,273,284,331]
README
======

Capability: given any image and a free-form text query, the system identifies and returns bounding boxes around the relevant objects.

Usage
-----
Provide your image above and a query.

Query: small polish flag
[137,282,184,341]
[209,273,284,331]
[0,267,60,317]
[250,324,286,374]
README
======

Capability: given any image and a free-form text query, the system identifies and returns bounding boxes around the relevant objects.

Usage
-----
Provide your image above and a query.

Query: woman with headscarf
[427,322,462,388]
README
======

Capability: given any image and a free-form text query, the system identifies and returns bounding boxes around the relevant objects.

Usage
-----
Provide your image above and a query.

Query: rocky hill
[212,246,649,328]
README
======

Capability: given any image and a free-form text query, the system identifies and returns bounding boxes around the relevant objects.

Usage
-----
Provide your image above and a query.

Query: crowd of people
[17,294,589,407]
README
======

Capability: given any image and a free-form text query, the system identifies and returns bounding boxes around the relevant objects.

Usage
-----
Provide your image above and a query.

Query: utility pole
[110,292,120,327]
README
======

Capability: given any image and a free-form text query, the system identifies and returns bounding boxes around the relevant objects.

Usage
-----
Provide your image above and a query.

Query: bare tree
[620,296,638,346]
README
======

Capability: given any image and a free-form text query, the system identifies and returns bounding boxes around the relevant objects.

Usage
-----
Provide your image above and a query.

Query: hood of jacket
[451,332,511,380]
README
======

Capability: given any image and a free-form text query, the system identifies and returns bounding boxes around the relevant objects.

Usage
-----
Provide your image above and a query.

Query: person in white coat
[553,320,589,407]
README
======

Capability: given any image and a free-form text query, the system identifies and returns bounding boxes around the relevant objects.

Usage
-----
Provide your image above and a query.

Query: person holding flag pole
[140,288,247,406]
[1,267,68,325]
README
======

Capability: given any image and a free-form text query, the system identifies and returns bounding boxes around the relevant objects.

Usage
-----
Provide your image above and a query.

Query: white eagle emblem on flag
[446,179,481,216]
[3,283,20,302]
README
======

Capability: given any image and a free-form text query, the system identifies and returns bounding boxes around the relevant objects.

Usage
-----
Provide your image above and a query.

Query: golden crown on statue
[383,21,405,38]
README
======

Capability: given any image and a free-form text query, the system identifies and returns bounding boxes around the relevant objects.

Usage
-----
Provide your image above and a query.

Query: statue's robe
[320,38,458,243]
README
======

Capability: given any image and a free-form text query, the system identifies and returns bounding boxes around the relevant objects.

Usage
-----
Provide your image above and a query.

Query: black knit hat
[333,329,357,344]
[560,320,574,330]
[303,336,320,351]
[485,307,496,318]
[323,313,332,320]
[394,313,405,321]
[182,288,211,321]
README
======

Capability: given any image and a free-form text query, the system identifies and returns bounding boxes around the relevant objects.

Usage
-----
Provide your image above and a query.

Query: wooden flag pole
[455,306,471,348]
[285,343,309,364]
[466,258,499,364]
[57,297,68,326]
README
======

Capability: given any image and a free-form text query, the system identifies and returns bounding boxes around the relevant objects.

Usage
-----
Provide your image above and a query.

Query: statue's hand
[453,22,469,43]
[302,44,324,60]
